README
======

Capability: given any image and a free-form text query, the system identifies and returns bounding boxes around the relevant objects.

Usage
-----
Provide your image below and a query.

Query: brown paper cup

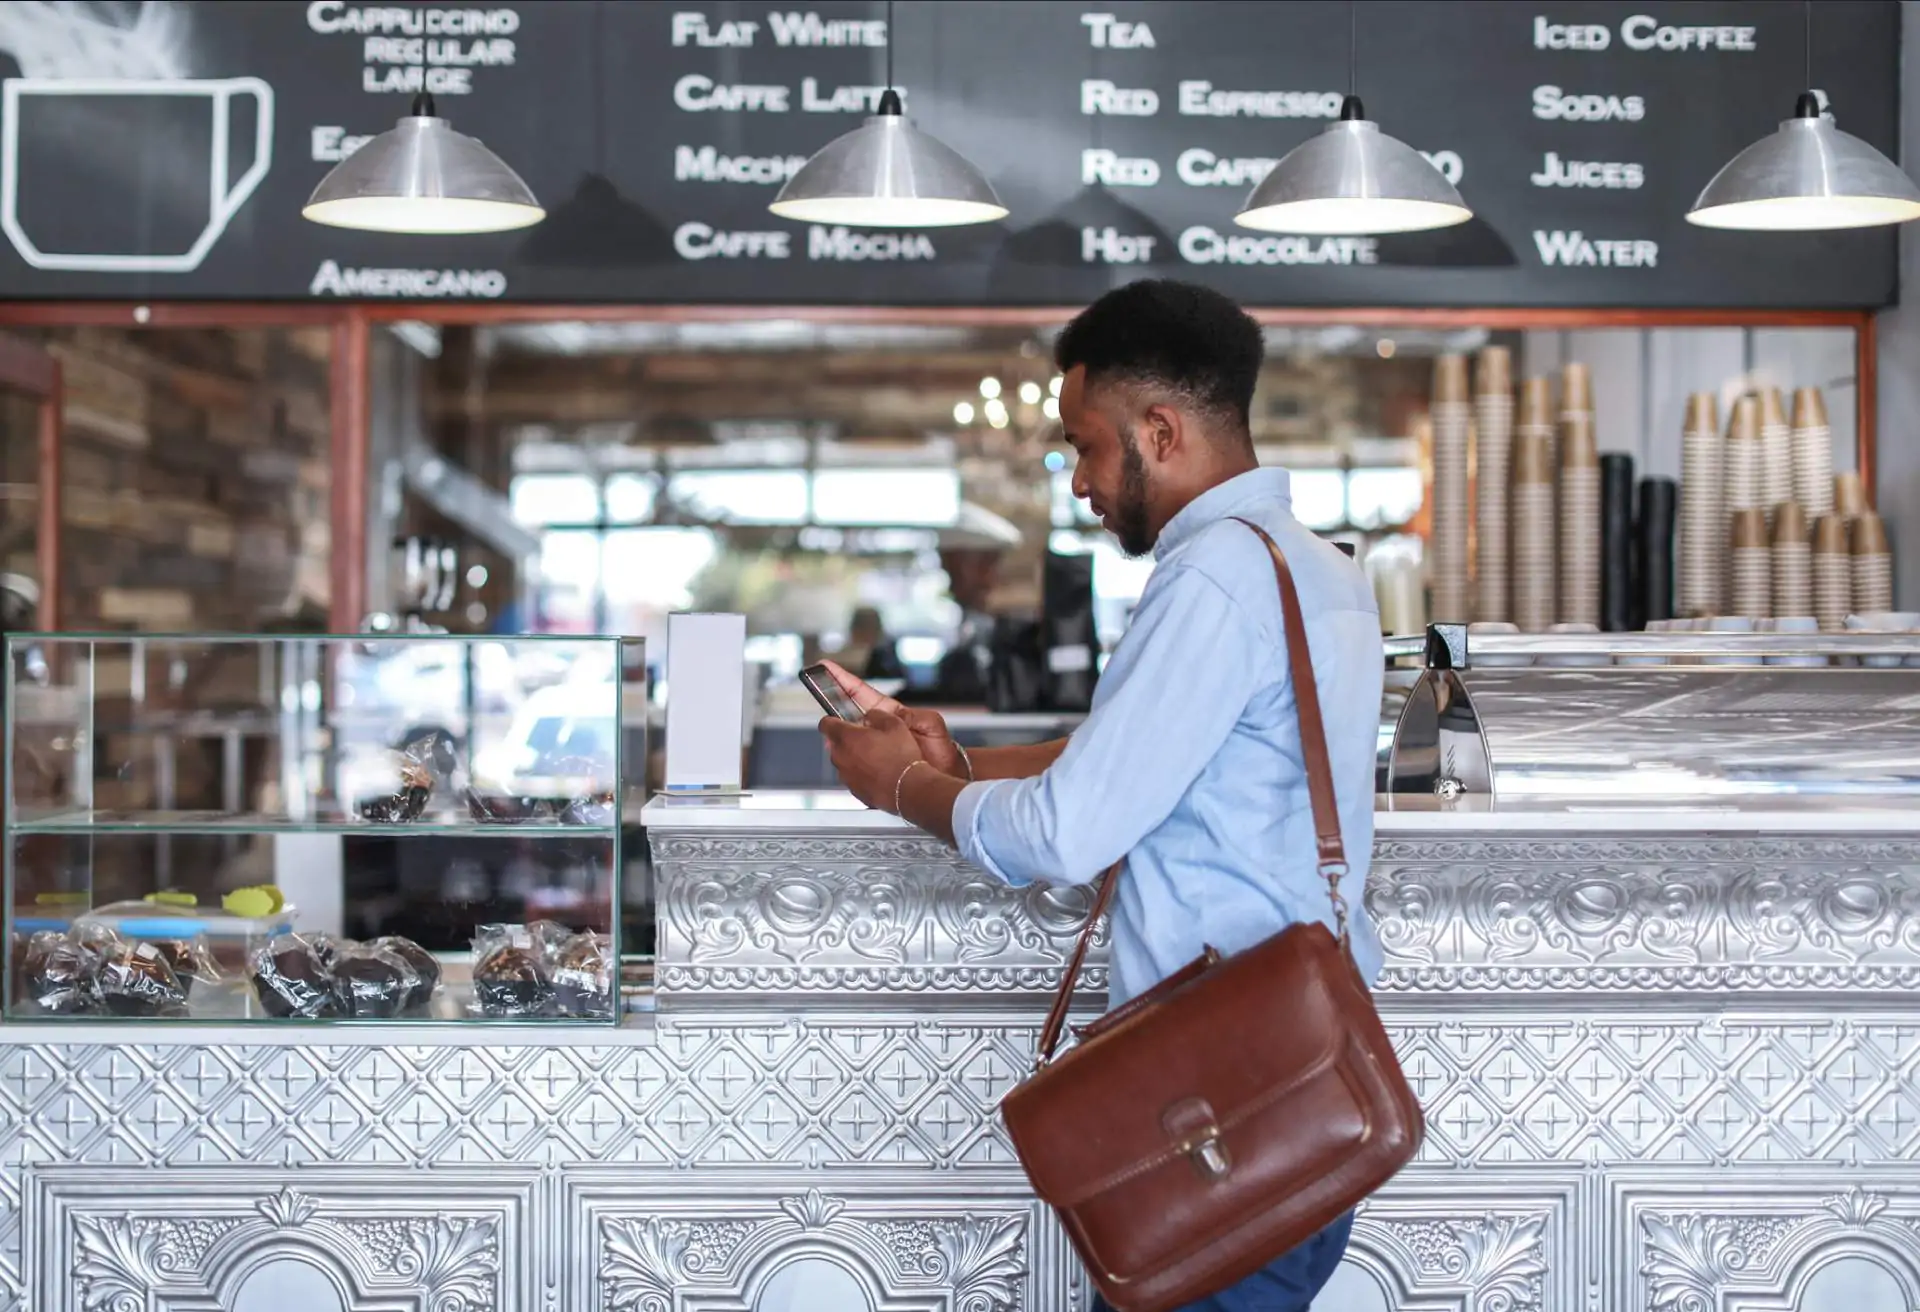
[1852,510,1890,557]
[1758,386,1788,431]
[1684,392,1719,436]
[1433,353,1469,405]
[1792,386,1829,430]
[1727,394,1760,442]
[1730,508,1770,552]
[1519,377,1555,432]
[1771,502,1807,546]
[1562,362,1592,416]
[1813,513,1850,556]
[1475,346,1511,396]
[1835,471,1866,518]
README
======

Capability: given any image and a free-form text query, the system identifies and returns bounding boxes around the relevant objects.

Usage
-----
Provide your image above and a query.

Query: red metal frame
[0,301,1879,632]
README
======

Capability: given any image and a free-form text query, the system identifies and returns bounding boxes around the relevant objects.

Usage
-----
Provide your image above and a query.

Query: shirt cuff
[951,778,1030,886]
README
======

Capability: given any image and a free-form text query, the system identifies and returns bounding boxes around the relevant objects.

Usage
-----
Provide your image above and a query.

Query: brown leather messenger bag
[999,519,1424,1312]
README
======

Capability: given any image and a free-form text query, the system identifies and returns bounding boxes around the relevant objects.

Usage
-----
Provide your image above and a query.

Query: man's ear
[1141,402,1183,463]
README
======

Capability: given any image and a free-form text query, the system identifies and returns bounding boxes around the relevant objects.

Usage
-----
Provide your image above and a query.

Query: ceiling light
[1048,376,1063,398]
[1018,381,1043,405]
[1042,396,1061,421]
[979,377,1002,400]
[768,1,1005,229]
[984,399,1009,429]
[1234,5,1469,237]
[1688,92,1920,230]
[303,93,543,234]
[1690,5,1920,231]
[1236,97,1471,235]
[953,401,975,425]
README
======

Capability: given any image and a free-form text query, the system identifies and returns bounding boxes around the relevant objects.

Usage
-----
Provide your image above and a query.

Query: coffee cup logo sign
[0,5,274,275]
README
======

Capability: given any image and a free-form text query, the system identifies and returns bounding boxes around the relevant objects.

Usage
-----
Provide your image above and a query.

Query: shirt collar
[1153,467,1292,561]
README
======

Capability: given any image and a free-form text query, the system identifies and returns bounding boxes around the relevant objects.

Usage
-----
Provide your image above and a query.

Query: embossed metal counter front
[4,793,1920,1310]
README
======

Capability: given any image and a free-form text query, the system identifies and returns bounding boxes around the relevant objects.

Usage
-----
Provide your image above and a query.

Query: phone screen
[801,665,865,722]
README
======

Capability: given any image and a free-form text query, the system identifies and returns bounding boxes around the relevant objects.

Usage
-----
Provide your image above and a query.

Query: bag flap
[1003,923,1354,1208]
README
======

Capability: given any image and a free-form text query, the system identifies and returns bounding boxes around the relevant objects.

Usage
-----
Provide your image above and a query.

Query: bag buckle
[1182,1128,1232,1182]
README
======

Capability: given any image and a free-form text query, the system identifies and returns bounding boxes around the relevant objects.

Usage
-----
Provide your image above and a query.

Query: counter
[4,787,1918,1310]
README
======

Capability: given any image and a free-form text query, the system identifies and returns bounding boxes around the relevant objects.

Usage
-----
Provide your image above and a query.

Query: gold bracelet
[893,759,931,817]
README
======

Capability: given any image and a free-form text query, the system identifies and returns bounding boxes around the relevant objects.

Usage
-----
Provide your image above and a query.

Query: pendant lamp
[1688,5,1919,231]
[303,92,544,234]
[770,0,1006,228]
[1236,3,1469,236]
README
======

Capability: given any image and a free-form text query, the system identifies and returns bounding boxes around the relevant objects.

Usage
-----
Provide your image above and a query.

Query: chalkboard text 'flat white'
[671,12,885,47]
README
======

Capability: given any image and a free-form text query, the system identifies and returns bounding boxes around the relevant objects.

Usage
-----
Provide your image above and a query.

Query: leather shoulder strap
[1031,518,1351,1069]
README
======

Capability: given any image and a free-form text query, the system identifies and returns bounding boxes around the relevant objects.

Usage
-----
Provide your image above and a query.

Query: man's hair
[1054,279,1264,438]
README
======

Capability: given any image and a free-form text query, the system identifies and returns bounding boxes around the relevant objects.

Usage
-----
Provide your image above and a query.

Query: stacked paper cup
[1791,387,1835,519]
[1516,377,1557,621]
[1558,412,1601,625]
[1512,429,1556,632]
[1812,514,1852,630]
[1757,387,1793,525]
[1678,393,1723,616]
[1771,502,1811,619]
[1723,396,1763,603]
[1429,355,1472,622]
[1835,472,1867,519]
[1853,511,1894,612]
[1473,347,1513,623]
[1729,508,1772,619]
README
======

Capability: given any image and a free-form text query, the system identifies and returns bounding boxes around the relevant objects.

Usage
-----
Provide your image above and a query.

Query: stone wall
[39,325,332,632]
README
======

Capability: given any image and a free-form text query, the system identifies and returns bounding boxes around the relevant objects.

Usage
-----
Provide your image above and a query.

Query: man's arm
[951,566,1268,887]
[963,738,1069,779]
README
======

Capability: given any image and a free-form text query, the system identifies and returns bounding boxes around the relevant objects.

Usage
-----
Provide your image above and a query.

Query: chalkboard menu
[0,0,1898,306]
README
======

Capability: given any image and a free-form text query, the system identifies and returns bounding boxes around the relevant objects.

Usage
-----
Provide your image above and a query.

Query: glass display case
[3,634,646,1023]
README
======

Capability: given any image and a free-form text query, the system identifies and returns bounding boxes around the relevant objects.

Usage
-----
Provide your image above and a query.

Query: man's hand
[820,709,925,813]
[818,660,967,778]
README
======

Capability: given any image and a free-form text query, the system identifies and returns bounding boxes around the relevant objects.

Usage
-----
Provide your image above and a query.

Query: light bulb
[980,377,1002,400]
[1049,376,1063,398]
[985,398,1009,428]
[1042,396,1061,420]
[953,401,976,425]
[1018,381,1043,405]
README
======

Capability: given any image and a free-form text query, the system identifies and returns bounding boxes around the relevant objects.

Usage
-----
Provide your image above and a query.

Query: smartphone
[800,663,866,723]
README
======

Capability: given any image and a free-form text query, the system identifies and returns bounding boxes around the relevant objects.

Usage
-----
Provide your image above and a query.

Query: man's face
[1060,365,1156,557]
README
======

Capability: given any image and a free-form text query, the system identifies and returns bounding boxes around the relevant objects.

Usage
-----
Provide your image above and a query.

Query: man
[819,279,1384,1312]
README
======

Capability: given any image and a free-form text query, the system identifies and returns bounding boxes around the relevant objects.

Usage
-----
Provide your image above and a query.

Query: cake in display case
[4,634,645,1022]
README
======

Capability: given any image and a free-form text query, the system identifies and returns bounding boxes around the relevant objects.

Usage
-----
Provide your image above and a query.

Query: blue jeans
[1091,1211,1354,1312]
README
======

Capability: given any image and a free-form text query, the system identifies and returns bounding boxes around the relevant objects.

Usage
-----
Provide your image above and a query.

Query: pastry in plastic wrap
[464,786,553,824]
[249,933,339,1019]
[552,931,614,1018]
[330,942,417,1019]
[371,935,440,1010]
[22,930,97,1014]
[472,925,553,1017]
[95,941,189,1017]
[525,919,571,961]
[357,739,436,823]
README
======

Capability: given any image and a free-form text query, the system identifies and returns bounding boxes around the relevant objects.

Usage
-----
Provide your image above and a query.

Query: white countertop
[641,789,1920,834]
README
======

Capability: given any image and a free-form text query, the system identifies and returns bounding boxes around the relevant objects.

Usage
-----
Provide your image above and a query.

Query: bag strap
[1031,518,1351,1069]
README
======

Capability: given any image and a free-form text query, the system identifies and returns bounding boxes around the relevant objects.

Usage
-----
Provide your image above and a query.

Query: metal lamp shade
[1688,104,1920,231]
[1236,115,1470,236]
[303,113,544,234]
[770,110,1006,228]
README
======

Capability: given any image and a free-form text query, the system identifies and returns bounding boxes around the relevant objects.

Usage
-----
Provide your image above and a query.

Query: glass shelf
[11,808,623,836]
[6,632,646,1025]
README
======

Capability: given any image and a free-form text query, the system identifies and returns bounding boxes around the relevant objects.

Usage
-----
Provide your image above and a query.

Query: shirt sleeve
[953,564,1270,887]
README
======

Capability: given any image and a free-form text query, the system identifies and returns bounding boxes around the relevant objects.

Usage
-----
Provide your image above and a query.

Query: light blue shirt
[953,468,1385,1007]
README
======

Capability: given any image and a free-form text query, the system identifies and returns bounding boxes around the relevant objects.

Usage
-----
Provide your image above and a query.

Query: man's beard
[1112,428,1155,558]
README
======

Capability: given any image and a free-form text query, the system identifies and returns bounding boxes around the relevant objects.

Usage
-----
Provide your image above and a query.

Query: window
[666,470,809,524]
[512,474,598,527]
[811,468,958,526]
